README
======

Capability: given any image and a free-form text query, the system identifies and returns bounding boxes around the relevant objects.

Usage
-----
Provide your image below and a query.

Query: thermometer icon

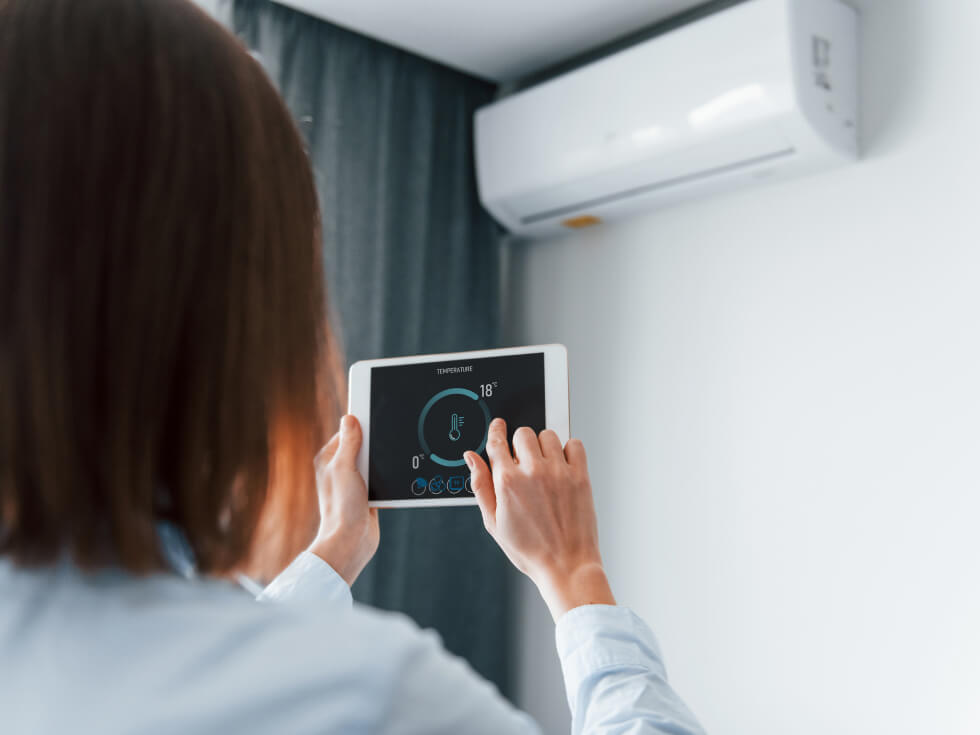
[448,412,464,441]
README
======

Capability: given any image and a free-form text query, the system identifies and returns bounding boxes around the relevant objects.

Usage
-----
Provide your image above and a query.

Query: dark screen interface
[369,353,545,501]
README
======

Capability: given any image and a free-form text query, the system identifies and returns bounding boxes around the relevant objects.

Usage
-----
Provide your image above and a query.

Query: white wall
[508,1,980,733]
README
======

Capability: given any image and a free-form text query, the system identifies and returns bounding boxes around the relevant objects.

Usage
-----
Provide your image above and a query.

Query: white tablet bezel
[348,344,569,509]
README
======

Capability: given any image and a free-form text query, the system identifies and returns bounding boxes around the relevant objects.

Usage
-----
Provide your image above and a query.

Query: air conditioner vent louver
[521,148,797,226]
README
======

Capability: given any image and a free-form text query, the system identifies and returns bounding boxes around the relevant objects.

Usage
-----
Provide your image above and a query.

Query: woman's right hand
[464,419,615,621]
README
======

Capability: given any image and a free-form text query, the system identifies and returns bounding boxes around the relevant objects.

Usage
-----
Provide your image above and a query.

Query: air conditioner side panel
[787,0,860,158]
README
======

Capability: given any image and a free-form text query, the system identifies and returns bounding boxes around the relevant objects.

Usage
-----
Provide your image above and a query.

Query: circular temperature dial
[417,388,491,467]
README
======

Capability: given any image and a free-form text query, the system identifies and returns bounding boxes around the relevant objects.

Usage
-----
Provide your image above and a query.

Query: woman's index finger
[484,417,515,469]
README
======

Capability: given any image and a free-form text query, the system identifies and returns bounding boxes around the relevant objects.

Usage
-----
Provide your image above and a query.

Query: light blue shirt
[0,551,704,734]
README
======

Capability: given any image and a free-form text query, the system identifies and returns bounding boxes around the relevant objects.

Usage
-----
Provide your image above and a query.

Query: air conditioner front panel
[475,0,795,201]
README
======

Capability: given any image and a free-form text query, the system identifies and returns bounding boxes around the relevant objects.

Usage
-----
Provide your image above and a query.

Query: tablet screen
[368,352,546,502]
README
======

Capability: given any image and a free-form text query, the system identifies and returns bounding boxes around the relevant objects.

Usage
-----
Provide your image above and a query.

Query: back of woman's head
[0,0,338,576]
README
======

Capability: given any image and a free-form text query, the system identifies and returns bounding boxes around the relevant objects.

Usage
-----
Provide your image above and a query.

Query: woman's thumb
[333,415,362,467]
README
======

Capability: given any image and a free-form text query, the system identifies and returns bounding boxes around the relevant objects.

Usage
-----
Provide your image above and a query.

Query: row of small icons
[411,475,472,496]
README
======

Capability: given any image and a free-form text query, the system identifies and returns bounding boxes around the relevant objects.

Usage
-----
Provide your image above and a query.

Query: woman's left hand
[308,415,379,585]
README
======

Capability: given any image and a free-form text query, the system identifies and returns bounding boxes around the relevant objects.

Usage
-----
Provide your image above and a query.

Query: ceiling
[272,0,711,82]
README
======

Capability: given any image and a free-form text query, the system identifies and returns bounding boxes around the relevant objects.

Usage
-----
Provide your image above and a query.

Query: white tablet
[348,344,569,508]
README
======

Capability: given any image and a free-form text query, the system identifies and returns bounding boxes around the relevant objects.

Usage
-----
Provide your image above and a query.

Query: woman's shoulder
[0,560,448,734]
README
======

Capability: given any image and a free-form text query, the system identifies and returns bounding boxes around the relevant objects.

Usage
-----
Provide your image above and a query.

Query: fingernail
[464,453,474,469]
[341,415,353,432]
[492,418,504,429]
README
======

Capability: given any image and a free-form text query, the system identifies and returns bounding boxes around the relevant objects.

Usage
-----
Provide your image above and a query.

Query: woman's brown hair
[0,0,341,576]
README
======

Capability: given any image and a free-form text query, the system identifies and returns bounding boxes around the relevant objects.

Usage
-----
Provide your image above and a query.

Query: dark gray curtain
[227,0,515,696]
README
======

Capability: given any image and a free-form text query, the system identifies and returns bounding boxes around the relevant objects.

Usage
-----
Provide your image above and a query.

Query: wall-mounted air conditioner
[474,0,859,239]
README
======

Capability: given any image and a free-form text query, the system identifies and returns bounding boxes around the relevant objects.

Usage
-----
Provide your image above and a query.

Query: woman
[0,1,705,733]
